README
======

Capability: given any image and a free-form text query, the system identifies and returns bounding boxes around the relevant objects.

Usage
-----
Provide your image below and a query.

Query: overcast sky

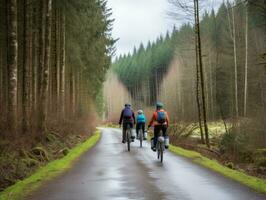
[107,0,224,57]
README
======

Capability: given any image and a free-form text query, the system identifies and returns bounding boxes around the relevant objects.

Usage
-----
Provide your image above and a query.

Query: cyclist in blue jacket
[136,110,146,140]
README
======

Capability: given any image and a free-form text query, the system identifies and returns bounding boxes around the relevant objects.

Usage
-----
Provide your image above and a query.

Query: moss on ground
[169,144,266,194]
[0,131,101,200]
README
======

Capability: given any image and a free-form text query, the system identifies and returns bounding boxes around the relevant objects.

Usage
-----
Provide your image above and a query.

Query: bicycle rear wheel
[125,124,131,152]
[127,129,130,151]
[157,143,160,159]
[160,143,163,163]
[139,129,143,148]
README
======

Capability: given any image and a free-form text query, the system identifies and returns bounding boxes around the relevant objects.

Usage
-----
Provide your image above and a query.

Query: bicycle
[148,128,166,163]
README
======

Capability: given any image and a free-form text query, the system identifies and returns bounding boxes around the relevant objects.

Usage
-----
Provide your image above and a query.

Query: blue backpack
[157,111,166,124]
[137,114,146,123]
[123,107,132,119]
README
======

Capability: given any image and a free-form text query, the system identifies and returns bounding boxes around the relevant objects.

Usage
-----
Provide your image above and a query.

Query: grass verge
[0,131,101,200]
[169,144,266,194]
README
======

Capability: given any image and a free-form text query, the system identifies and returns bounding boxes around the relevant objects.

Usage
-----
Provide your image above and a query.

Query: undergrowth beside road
[168,120,266,179]
[169,144,266,194]
[0,117,98,192]
[0,131,101,200]
[103,123,120,128]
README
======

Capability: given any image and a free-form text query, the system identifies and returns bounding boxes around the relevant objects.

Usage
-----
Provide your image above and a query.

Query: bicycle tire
[139,129,143,148]
[160,143,163,163]
[127,129,130,151]
[157,143,160,159]
[126,125,131,152]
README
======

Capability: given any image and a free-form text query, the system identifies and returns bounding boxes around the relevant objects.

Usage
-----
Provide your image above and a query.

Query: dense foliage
[0,0,115,137]
[64,0,115,116]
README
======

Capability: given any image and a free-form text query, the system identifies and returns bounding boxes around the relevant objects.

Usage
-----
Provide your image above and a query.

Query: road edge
[169,144,266,194]
[0,131,101,200]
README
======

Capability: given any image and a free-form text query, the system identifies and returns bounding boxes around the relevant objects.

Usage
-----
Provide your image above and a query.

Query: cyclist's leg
[129,122,135,140]
[162,125,168,137]
[141,122,146,139]
[162,125,168,148]
[153,125,160,150]
[141,122,145,133]
[136,123,140,138]
[122,123,126,143]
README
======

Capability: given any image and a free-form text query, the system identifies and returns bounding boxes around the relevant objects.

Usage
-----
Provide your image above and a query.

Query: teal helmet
[156,102,164,109]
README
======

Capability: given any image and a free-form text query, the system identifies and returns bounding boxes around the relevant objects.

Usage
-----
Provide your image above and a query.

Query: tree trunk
[70,69,77,118]
[194,0,204,144]
[59,10,65,119]
[244,5,248,117]
[0,0,8,130]
[22,0,31,134]
[38,0,52,133]
[209,52,214,120]
[51,4,59,119]
[195,0,210,147]
[232,6,239,118]
[31,2,37,117]
[7,0,18,134]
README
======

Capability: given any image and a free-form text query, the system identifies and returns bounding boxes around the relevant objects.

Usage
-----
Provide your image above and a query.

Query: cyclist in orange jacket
[148,102,169,151]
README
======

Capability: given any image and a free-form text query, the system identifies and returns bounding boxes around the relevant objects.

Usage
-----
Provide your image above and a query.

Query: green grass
[169,144,266,194]
[0,131,101,200]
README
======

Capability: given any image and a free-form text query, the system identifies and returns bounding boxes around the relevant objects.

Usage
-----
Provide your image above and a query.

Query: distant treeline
[111,0,266,123]
[112,33,175,105]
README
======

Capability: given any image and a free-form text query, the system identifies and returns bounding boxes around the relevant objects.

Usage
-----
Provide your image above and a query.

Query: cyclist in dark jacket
[119,103,136,143]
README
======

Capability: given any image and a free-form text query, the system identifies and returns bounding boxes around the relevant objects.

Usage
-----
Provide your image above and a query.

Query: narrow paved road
[28,128,265,200]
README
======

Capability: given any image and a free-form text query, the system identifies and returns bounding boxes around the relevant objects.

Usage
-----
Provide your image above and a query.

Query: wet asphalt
[27,128,266,200]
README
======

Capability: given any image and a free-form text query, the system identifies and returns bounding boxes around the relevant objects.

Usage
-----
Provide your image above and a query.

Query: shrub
[219,127,253,162]
[254,149,266,167]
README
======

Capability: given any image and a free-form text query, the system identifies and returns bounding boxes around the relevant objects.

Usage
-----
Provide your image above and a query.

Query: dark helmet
[125,103,131,107]
[156,102,164,109]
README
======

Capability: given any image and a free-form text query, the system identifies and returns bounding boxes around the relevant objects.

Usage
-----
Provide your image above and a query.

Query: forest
[104,0,266,177]
[0,0,265,196]
[0,0,114,190]
[0,0,115,136]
